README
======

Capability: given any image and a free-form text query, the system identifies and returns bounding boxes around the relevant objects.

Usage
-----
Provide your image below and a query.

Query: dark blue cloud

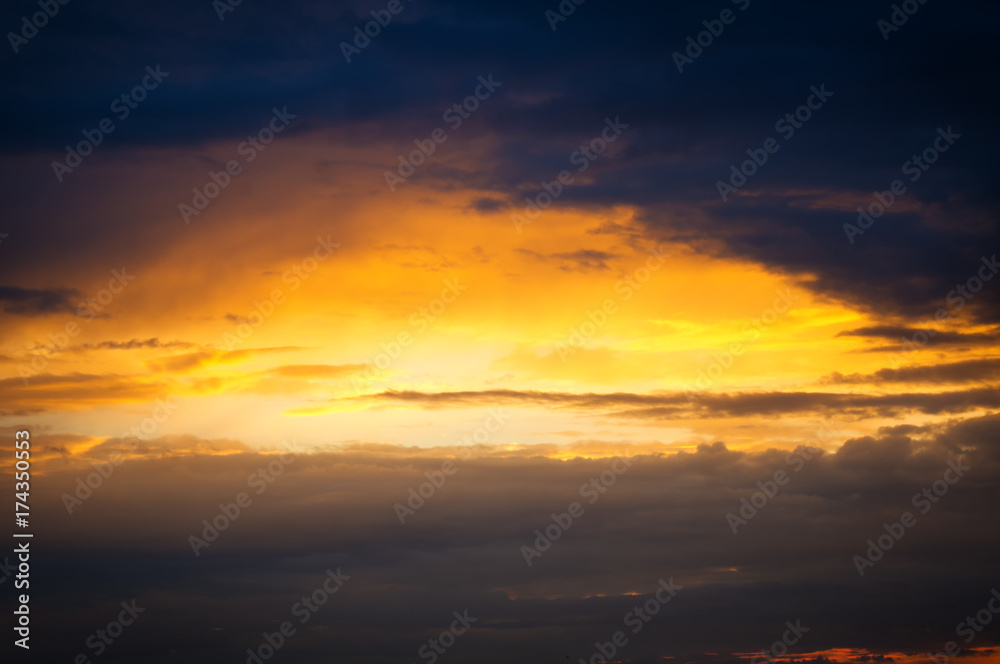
[1,0,997,317]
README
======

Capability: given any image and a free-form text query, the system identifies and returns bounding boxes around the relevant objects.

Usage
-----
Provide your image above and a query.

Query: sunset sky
[1,0,999,662]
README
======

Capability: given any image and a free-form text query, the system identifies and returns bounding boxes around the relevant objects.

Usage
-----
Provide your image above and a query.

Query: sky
[1,0,999,662]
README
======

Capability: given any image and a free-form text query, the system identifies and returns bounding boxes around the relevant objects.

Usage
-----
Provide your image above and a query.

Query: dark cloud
[823,358,1000,384]
[471,196,507,212]
[72,337,196,351]
[15,412,1000,662]
[550,249,618,271]
[838,326,1000,351]
[1,0,998,325]
[0,285,80,316]
[516,248,620,272]
[347,386,1000,420]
